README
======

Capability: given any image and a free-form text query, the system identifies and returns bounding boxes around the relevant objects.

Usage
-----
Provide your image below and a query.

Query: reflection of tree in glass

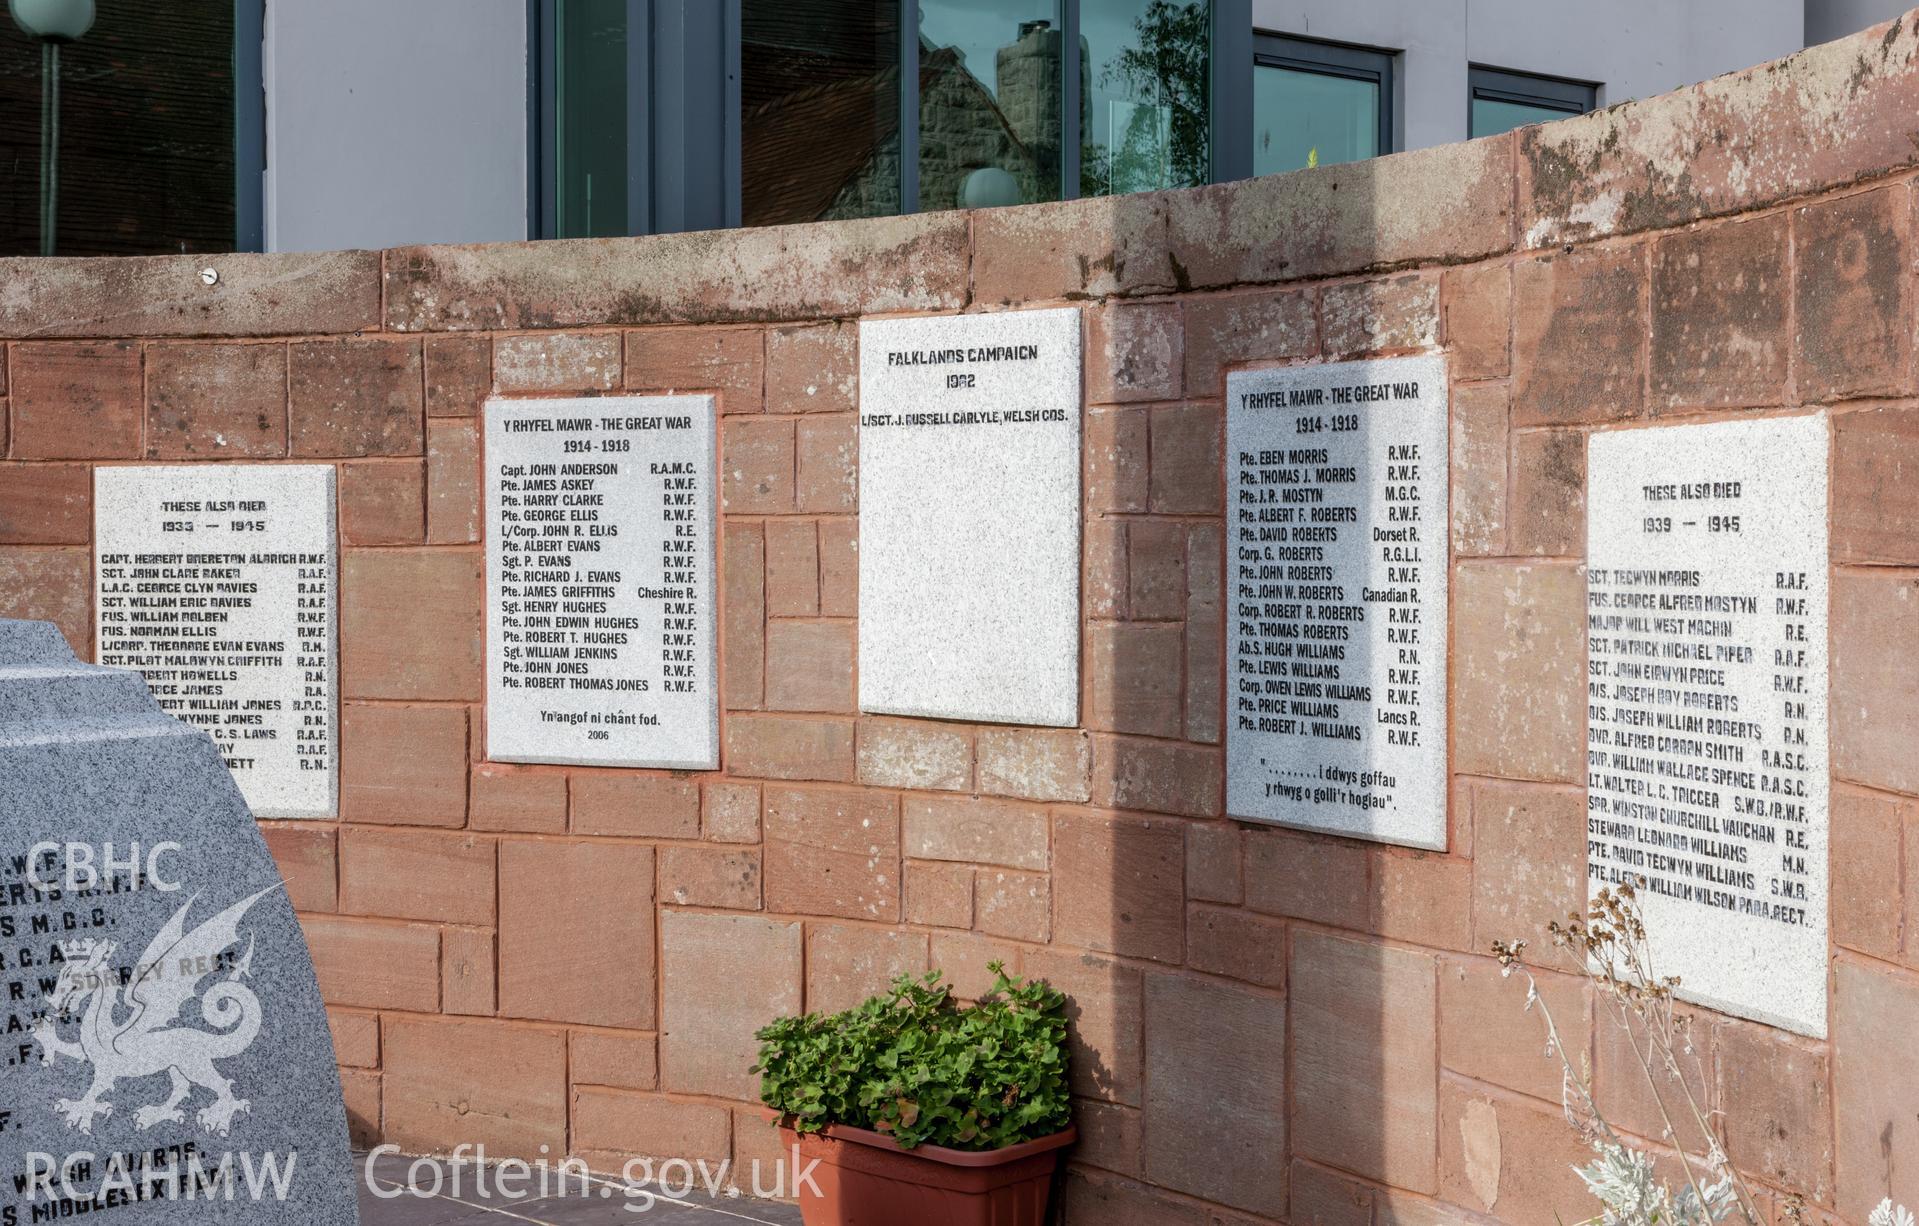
[1084,0,1208,196]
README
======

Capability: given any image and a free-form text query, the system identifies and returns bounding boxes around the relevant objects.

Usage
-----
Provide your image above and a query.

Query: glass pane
[1253,62,1377,176]
[554,0,627,239]
[741,0,901,227]
[1081,0,1211,197]
[1470,95,1577,139]
[917,0,1063,212]
[0,0,236,256]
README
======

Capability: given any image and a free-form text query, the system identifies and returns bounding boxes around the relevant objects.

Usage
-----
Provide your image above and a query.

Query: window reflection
[916,1,1064,211]
[1081,0,1210,196]
[553,0,627,238]
[1253,63,1378,175]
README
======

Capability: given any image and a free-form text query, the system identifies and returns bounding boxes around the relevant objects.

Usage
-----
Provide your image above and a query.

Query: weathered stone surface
[0,250,381,338]
[1834,958,1919,1221]
[499,840,654,1027]
[1832,402,1919,565]
[383,1017,565,1158]
[1438,1079,1593,1223]
[1512,245,1646,427]
[145,341,289,458]
[341,703,467,826]
[0,462,89,544]
[492,331,622,392]
[1467,779,1587,951]
[1441,261,1511,381]
[1453,561,1586,784]
[762,785,900,920]
[341,549,483,700]
[972,191,1177,304]
[660,912,801,1098]
[1833,570,1919,795]
[1795,185,1910,402]
[1051,812,1184,963]
[1181,289,1317,398]
[804,924,927,1015]
[8,341,143,459]
[1650,214,1789,410]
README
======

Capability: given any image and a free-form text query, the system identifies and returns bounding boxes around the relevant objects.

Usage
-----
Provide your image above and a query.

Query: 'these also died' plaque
[1586,414,1829,1037]
[1224,356,1449,850]
[858,309,1081,727]
[485,394,718,769]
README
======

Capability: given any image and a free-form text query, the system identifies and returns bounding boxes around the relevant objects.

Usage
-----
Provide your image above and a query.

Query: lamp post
[9,0,95,257]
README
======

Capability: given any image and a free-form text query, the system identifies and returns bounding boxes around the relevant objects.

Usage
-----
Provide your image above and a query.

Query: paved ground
[356,1151,804,1225]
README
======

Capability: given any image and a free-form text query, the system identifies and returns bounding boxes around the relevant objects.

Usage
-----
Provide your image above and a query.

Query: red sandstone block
[1834,958,1919,1220]
[1087,621,1184,738]
[1831,785,1905,961]
[817,518,857,616]
[1184,903,1285,988]
[1796,186,1911,402]
[1089,735,1222,818]
[1508,428,1586,558]
[1181,288,1316,398]
[0,345,7,395]
[971,192,1178,304]
[0,462,89,544]
[145,341,287,459]
[1184,522,1223,745]
[724,714,855,782]
[1085,518,1127,618]
[625,326,764,412]
[289,338,424,458]
[9,341,142,459]
[499,840,655,1028]
[341,549,484,700]
[762,784,900,920]
[573,1088,732,1167]
[723,522,765,709]
[928,932,1022,1002]
[767,321,856,414]
[1714,1018,1832,1198]
[338,1069,381,1150]
[1450,382,1509,557]
[660,911,801,1098]
[1293,931,1437,1192]
[383,1017,565,1158]
[570,772,700,838]
[1290,1160,1374,1226]
[1438,1078,1593,1221]
[1440,955,1590,1103]
[0,546,88,656]
[1321,274,1440,359]
[702,780,761,843]
[469,763,567,833]
[1372,848,1473,953]
[765,620,854,713]
[1073,1099,1143,1179]
[1453,561,1586,783]
[442,927,496,1016]
[1126,518,1186,620]
[901,792,1048,869]
[1512,245,1646,427]
[1057,1169,1208,1226]
[1467,779,1587,951]
[1051,811,1184,963]
[1592,999,1718,1153]
[806,924,927,1015]
[338,460,426,546]
[301,914,440,1011]
[1832,570,1919,795]
[261,823,338,913]
[1184,821,1241,905]
[1021,946,1144,1106]
[341,703,468,826]
[763,518,818,616]
[1086,406,1150,513]
[973,869,1050,941]
[425,334,492,418]
[338,826,495,924]
[1148,402,1222,514]
[327,1008,379,1068]
[1087,301,1183,404]
[795,414,856,513]
[1833,404,1919,565]
[491,332,621,392]
[1244,825,1371,929]
[1442,261,1512,381]
[0,397,7,455]
[660,845,762,910]
[857,716,972,791]
[904,860,973,929]
[722,417,795,513]
[426,418,480,544]
[0,250,380,338]
[1140,971,1288,1212]
[1651,214,1789,410]
[570,1031,658,1091]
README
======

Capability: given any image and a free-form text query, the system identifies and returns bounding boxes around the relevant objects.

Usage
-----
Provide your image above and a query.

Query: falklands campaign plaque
[858,308,1081,727]
[93,465,337,820]
[1224,356,1449,850]
[486,394,718,769]
[1586,414,1830,1037]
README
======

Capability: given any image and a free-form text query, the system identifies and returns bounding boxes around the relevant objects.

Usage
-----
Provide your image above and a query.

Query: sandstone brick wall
[8,12,1919,1223]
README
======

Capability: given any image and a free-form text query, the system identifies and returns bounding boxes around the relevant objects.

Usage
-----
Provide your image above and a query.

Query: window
[545,0,631,239]
[1469,66,1594,139]
[1080,0,1212,198]
[1252,35,1392,176]
[1,0,263,256]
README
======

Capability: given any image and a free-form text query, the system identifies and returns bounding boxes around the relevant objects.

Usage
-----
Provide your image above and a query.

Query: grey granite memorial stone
[485,394,719,768]
[94,465,337,819]
[1224,355,1450,850]
[0,618,357,1221]
[858,308,1081,727]
[1587,414,1830,1037]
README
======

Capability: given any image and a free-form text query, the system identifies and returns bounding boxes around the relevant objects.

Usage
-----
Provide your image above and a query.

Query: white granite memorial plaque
[1224,356,1449,849]
[1586,414,1829,1037]
[858,308,1081,726]
[485,394,718,769]
[94,465,336,819]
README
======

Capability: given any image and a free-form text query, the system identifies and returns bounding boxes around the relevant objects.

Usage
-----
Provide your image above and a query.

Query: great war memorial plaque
[93,466,336,820]
[485,394,718,769]
[1586,414,1830,1037]
[0,619,357,1222]
[858,308,1081,727]
[1224,356,1449,850]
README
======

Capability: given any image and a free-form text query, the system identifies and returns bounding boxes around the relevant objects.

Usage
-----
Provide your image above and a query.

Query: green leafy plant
[753,962,1071,1151]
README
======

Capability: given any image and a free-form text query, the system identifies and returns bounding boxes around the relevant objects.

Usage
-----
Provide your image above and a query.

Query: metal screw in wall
[8,0,97,257]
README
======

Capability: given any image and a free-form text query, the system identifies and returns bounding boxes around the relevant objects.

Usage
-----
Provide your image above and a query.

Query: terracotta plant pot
[774,1115,1076,1226]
